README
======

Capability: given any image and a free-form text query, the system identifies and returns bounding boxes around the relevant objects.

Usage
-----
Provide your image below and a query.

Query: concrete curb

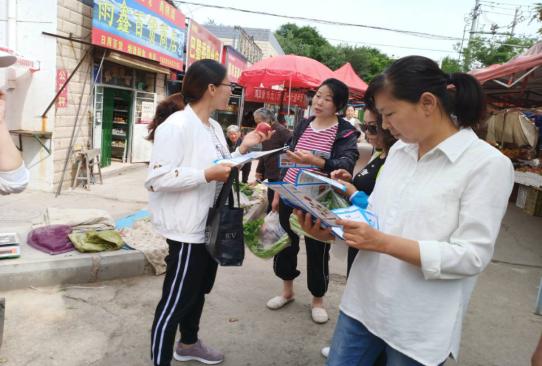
[0,249,154,292]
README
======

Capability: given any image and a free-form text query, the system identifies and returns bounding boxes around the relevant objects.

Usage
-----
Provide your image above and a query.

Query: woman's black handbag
[204,168,244,266]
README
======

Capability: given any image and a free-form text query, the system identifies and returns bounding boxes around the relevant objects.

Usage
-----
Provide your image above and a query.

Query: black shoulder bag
[204,167,245,266]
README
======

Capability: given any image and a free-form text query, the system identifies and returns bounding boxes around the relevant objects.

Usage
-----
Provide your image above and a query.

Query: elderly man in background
[0,52,29,195]
[226,124,251,183]
[254,108,292,213]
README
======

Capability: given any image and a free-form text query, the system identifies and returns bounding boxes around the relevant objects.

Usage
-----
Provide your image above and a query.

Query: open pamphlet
[265,182,378,239]
[295,170,347,192]
[214,146,288,167]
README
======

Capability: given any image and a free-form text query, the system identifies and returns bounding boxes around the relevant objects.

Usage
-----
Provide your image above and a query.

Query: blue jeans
[327,311,447,366]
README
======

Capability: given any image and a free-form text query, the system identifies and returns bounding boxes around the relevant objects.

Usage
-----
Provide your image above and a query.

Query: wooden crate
[523,187,542,216]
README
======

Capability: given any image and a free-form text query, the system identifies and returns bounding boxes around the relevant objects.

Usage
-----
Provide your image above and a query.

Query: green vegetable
[243,218,290,259]
[237,182,254,197]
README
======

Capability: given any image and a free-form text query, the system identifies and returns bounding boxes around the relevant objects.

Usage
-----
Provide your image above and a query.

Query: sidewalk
[0,165,151,291]
[0,165,541,365]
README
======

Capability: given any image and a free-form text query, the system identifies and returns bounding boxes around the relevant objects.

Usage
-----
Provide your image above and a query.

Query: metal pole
[511,7,519,37]
[41,47,91,119]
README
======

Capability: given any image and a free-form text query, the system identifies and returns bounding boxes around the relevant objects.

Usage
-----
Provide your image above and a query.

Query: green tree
[441,56,463,73]
[459,36,536,71]
[275,24,393,82]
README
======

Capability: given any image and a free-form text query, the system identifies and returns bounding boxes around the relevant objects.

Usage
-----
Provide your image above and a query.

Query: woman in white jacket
[145,59,267,366]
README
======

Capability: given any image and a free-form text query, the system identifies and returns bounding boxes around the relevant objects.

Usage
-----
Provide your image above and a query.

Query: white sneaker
[266,295,294,310]
[321,346,330,358]
[311,307,329,323]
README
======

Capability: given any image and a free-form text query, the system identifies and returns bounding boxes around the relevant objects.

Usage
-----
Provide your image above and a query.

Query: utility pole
[511,7,519,36]
[468,0,481,44]
[464,0,481,70]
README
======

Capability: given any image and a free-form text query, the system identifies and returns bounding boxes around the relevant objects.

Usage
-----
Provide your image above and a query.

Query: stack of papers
[215,147,288,167]
[265,182,378,239]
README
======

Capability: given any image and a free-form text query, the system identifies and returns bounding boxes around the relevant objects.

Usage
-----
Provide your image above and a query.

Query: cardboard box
[523,187,542,216]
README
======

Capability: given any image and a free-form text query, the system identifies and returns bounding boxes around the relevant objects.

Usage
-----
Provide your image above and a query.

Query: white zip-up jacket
[144,104,239,244]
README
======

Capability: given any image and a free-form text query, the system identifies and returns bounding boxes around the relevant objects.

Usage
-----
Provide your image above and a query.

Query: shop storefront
[90,0,186,166]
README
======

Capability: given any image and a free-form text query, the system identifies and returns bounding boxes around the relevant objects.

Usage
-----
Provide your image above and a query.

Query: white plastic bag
[260,212,286,247]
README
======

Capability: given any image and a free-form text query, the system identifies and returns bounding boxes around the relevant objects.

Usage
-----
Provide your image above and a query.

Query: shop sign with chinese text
[222,45,247,83]
[91,0,186,71]
[186,19,222,68]
[56,69,69,108]
[245,87,307,108]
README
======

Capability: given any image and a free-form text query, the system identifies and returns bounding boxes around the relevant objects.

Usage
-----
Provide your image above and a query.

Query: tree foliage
[441,56,463,73]
[275,23,393,82]
[459,36,536,71]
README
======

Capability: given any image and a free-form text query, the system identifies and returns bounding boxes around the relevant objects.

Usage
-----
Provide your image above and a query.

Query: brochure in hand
[214,146,288,167]
[295,170,347,192]
[265,182,378,239]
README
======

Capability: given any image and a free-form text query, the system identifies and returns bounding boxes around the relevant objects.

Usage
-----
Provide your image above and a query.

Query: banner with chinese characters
[91,0,186,71]
[222,45,247,83]
[245,87,307,108]
[56,69,69,108]
[186,19,222,69]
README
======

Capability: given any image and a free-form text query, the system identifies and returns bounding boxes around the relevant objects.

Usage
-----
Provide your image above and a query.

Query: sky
[175,0,540,62]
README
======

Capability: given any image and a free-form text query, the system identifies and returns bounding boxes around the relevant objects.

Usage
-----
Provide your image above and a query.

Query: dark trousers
[273,199,331,297]
[150,240,218,366]
[266,178,281,213]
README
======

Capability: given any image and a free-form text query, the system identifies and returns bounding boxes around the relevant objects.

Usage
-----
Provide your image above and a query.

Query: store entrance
[100,88,133,167]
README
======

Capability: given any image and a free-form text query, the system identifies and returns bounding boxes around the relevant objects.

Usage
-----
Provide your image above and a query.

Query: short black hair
[318,78,349,112]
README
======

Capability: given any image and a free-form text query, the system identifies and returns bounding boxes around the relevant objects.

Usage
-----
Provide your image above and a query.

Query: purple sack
[27,225,74,255]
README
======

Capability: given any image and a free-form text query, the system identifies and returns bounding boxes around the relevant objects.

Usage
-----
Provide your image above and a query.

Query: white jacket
[144,104,237,243]
[0,163,29,195]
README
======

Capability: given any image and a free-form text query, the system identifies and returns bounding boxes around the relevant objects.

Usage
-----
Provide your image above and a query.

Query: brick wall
[54,0,93,188]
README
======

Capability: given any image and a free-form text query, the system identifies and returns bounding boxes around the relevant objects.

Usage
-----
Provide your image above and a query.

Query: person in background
[267,78,359,324]
[0,52,29,195]
[344,105,365,141]
[254,108,292,212]
[226,125,251,183]
[145,59,270,366]
[297,56,514,366]
[533,333,542,366]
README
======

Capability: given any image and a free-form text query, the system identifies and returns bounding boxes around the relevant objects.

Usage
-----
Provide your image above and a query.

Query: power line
[173,0,464,41]
[480,0,535,8]
[326,38,455,54]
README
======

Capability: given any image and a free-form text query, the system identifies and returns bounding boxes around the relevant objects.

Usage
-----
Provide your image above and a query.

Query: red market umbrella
[469,42,542,107]
[333,62,368,98]
[238,54,334,89]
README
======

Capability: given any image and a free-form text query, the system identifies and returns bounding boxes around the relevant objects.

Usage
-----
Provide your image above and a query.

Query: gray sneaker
[173,339,224,365]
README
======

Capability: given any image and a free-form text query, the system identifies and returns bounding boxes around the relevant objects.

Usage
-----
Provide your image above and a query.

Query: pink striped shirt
[283,123,338,184]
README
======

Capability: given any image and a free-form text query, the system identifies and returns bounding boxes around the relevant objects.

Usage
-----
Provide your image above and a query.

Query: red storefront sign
[91,0,186,71]
[186,19,222,68]
[56,69,69,108]
[245,87,307,108]
[222,45,247,83]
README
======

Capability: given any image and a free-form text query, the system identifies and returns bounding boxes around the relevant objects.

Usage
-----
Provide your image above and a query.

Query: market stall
[471,42,542,216]
[238,54,334,128]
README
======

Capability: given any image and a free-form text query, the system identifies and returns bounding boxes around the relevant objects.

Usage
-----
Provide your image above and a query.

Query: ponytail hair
[147,92,185,142]
[370,56,486,128]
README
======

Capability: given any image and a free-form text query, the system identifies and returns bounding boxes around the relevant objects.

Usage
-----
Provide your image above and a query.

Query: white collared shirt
[340,128,514,366]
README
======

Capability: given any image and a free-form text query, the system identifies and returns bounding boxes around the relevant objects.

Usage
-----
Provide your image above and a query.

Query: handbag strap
[214,167,240,210]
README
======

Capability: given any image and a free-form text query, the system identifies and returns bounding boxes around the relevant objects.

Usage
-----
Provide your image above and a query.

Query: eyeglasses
[218,83,235,92]
[361,124,378,135]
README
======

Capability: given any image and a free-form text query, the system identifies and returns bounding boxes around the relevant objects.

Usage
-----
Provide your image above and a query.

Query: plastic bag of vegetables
[244,211,290,259]
[289,189,350,242]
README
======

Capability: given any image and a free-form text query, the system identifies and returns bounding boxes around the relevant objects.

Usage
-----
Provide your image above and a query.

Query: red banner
[245,87,307,108]
[186,19,222,68]
[56,69,69,108]
[222,45,247,83]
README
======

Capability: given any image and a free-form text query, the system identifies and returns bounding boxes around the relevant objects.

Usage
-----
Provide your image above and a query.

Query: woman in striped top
[267,78,360,324]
